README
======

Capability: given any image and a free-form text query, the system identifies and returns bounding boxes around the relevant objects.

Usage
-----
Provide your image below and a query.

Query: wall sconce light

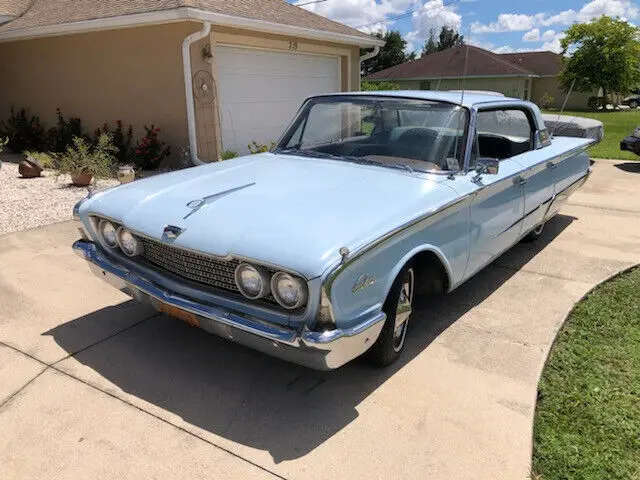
[202,43,214,64]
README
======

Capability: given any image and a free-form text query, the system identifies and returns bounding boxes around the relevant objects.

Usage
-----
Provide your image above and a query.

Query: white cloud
[471,13,540,33]
[294,0,417,31]
[522,28,540,42]
[473,0,640,36]
[404,0,462,52]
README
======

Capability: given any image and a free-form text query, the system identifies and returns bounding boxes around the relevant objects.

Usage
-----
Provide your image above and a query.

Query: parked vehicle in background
[72,91,601,370]
[620,126,640,155]
[621,90,640,109]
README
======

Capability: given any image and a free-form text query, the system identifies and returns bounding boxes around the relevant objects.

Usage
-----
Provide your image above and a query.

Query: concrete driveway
[1,160,639,480]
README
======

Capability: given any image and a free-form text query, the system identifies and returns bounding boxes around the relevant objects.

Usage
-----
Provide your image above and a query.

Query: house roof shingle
[498,51,563,76]
[0,0,378,44]
[367,45,563,80]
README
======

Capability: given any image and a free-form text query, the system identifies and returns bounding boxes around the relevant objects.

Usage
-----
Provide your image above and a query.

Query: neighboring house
[366,45,593,110]
[0,1,382,159]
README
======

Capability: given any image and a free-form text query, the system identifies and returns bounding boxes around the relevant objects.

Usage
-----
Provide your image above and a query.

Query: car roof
[317,90,522,108]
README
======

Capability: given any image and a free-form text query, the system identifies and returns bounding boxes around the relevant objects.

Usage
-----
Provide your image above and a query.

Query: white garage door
[216,46,340,154]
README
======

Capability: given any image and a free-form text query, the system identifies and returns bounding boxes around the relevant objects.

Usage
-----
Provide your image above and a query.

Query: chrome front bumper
[72,240,385,370]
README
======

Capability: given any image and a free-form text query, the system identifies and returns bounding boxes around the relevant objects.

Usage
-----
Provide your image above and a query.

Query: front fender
[324,198,470,329]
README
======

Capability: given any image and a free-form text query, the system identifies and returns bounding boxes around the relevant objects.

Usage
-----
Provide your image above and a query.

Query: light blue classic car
[72,91,599,370]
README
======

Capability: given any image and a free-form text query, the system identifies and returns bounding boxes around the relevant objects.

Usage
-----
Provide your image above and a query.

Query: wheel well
[409,250,450,296]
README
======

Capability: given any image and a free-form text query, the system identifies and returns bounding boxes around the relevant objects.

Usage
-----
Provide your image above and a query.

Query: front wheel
[366,265,415,367]
[629,100,638,109]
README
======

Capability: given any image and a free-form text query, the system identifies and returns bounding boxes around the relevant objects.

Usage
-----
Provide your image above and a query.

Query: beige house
[366,46,594,110]
[0,0,382,160]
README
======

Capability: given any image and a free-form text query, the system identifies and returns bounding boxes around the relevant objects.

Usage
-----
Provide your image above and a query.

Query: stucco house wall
[530,76,593,110]
[388,77,528,99]
[0,21,361,161]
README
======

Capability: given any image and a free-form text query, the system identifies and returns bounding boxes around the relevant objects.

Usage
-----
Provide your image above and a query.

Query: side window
[475,109,534,161]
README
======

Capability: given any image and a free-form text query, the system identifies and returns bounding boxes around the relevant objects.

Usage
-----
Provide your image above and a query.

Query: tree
[361,30,415,76]
[559,16,640,103]
[422,26,464,55]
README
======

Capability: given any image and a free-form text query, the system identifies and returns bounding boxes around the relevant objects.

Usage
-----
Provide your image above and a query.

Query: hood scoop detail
[183,182,256,219]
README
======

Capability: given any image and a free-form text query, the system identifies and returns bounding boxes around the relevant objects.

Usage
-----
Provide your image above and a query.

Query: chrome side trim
[323,194,471,299]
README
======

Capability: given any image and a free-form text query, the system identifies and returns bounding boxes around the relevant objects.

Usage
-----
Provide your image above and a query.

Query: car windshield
[275,96,469,173]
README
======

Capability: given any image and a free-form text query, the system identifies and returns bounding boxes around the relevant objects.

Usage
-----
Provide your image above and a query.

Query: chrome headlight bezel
[116,227,144,257]
[97,219,119,249]
[234,263,271,300]
[271,272,308,310]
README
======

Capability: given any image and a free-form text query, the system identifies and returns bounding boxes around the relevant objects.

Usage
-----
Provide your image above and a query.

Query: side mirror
[476,158,500,175]
[472,158,499,183]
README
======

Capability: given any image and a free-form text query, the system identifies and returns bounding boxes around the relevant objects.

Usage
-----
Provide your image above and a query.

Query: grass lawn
[543,109,640,161]
[532,267,640,480]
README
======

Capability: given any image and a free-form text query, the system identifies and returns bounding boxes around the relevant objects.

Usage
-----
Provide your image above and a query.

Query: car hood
[81,153,459,279]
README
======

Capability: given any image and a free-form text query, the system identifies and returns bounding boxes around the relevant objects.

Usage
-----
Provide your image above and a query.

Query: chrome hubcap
[393,268,414,352]
[533,223,545,235]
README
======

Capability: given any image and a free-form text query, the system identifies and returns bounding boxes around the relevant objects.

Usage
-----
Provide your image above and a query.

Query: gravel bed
[0,162,118,236]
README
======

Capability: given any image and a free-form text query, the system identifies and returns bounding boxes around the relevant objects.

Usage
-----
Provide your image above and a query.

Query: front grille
[140,237,242,293]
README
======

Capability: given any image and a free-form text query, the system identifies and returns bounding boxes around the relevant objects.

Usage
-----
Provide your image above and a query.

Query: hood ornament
[163,225,185,240]
[184,182,256,219]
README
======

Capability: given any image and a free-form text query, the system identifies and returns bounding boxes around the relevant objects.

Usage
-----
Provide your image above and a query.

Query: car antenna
[551,77,576,138]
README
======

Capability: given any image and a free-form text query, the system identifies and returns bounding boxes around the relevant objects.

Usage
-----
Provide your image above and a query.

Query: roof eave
[0,7,384,47]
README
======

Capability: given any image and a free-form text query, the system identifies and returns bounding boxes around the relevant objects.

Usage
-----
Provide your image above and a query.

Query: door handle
[514,176,527,186]
[546,162,558,170]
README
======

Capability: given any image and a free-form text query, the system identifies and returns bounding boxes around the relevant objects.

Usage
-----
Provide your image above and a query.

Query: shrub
[220,150,239,160]
[132,125,170,170]
[361,80,401,91]
[0,137,7,154]
[0,106,47,152]
[46,108,83,153]
[539,92,555,110]
[247,141,276,154]
[57,134,117,179]
[93,120,133,164]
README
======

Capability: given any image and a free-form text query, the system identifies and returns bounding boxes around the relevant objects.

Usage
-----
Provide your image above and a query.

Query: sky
[291,0,639,55]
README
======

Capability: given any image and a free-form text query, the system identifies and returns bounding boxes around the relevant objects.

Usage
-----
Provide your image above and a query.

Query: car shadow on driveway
[44,214,575,464]
[614,162,640,173]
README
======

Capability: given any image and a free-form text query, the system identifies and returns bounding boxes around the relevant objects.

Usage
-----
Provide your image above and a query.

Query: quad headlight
[235,263,271,299]
[116,227,144,257]
[98,219,119,248]
[271,272,308,310]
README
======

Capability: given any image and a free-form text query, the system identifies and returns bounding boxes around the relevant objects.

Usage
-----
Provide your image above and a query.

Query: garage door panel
[217,46,340,154]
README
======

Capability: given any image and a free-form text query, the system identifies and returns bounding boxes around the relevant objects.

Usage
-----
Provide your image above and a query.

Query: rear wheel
[367,265,415,367]
[522,222,545,242]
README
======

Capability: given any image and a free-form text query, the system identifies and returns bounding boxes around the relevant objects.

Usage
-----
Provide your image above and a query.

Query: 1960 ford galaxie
[72,91,599,370]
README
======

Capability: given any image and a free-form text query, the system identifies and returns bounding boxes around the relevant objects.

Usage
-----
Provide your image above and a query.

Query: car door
[460,108,527,278]
[506,110,555,234]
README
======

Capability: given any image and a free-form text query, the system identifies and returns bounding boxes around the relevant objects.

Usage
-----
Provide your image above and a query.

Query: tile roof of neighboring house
[0,0,377,44]
[367,45,563,80]
[498,51,563,76]
[0,0,32,17]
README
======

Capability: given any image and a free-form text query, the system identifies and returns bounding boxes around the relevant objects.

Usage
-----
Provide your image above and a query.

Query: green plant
[93,120,133,164]
[57,134,117,179]
[45,108,83,153]
[133,125,170,170]
[0,106,47,152]
[247,141,276,154]
[23,150,57,169]
[220,150,239,160]
[538,92,555,110]
[361,80,401,91]
[0,136,7,154]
